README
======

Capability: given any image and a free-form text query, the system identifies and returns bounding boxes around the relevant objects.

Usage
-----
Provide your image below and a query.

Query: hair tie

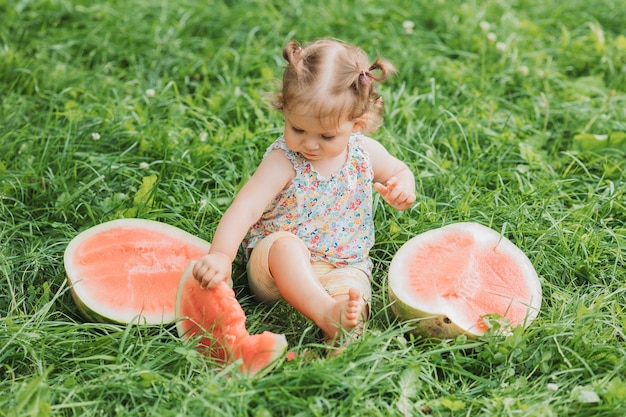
[359,70,373,85]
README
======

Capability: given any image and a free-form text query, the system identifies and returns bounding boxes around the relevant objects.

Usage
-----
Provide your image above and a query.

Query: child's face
[283,110,361,161]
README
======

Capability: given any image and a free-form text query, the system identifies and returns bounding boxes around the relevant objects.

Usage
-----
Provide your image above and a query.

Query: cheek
[324,140,347,156]
[283,132,299,151]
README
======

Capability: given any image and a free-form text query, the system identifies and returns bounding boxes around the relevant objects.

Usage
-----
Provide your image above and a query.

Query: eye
[291,126,305,134]
[321,135,336,140]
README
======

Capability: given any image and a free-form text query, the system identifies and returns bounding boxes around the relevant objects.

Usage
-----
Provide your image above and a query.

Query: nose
[303,137,319,150]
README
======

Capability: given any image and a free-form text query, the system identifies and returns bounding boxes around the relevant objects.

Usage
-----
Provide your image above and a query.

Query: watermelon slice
[176,263,288,376]
[388,222,542,338]
[64,218,211,324]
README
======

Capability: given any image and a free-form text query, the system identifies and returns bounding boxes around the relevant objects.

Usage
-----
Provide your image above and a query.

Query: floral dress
[244,134,375,274]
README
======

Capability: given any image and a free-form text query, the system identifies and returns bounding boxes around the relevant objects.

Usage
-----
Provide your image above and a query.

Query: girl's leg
[267,237,365,341]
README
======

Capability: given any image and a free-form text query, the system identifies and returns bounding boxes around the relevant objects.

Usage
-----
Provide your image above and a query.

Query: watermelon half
[64,218,211,324]
[388,222,542,338]
[176,263,288,376]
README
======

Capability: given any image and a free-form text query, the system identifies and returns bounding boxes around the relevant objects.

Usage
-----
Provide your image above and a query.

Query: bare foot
[320,288,365,344]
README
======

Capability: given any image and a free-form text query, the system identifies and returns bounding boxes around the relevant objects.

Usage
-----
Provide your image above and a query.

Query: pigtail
[354,56,395,132]
[274,41,304,111]
[368,57,396,82]
[282,41,303,64]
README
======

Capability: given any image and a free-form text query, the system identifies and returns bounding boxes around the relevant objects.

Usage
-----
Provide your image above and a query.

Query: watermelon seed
[443,317,451,324]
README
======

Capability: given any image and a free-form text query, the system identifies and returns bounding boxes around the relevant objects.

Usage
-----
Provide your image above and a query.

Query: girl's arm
[363,136,416,211]
[193,149,295,288]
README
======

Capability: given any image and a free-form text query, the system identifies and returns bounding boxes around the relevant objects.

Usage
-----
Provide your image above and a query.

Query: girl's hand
[374,177,416,211]
[192,252,232,289]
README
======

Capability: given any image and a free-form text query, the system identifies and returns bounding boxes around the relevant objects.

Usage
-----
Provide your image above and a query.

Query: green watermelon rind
[389,285,471,339]
[64,218,211,324]
[388,222,542,339]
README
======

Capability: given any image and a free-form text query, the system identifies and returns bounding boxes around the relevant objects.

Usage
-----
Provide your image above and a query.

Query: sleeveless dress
[243,133,375,274]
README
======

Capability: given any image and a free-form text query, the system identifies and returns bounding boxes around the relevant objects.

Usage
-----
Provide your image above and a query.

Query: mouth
[301,151,318,159]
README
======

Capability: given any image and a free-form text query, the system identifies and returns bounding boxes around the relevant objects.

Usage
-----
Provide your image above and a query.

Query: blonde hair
[274,38,395,133]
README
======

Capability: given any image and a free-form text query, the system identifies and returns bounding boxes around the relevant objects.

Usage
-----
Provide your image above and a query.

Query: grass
[1,0,625,415]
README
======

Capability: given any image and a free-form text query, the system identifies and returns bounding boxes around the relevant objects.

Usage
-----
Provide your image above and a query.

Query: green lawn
[1,0,625,415]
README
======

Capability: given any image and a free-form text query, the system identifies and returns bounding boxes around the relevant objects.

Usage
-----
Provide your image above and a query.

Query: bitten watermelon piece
[388,222,542,338]
[176,263,288,376]
[64,219,211,324]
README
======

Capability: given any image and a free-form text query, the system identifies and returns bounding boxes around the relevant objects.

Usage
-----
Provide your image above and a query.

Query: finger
[193,256,211,272]
[198,268,215,289]
[385,177,399,192]
[374,182,387,195]
[203,270,226,289]
[200,276,214,289]
[386,185,404,202]
[192,264,207,282]
[192,261,200,276]
[397,193,416,210]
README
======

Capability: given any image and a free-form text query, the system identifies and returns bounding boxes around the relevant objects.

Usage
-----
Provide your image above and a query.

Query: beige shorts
[246,231,372,304]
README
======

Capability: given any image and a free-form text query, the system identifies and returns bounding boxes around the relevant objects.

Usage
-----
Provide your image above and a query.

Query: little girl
[193,38,415,346]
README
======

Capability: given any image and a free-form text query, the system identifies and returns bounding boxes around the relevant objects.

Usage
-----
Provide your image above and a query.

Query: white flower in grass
[139,162,150,170]
[199,132,208,143]
[519,65,530,76]
[479,21,491,32]
[402,21,415,34]
[145,88,156,98]
[487,32,497,43]
[547,383,559,391]
[199,199,208,210]
[573,386,600,403]
[496,41,507,52]
[91,132,101,141]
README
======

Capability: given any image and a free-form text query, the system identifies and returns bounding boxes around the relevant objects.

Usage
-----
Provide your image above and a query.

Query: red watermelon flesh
[176,263,288,376]
[389,222,542,338]
[64,219,211,324]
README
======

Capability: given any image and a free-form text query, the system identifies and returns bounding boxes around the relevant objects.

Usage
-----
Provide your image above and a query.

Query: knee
[268,233,308,259]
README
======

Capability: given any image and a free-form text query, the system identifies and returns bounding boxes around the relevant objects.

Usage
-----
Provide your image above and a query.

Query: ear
[351,114,370,132]
[276,92,285,110]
